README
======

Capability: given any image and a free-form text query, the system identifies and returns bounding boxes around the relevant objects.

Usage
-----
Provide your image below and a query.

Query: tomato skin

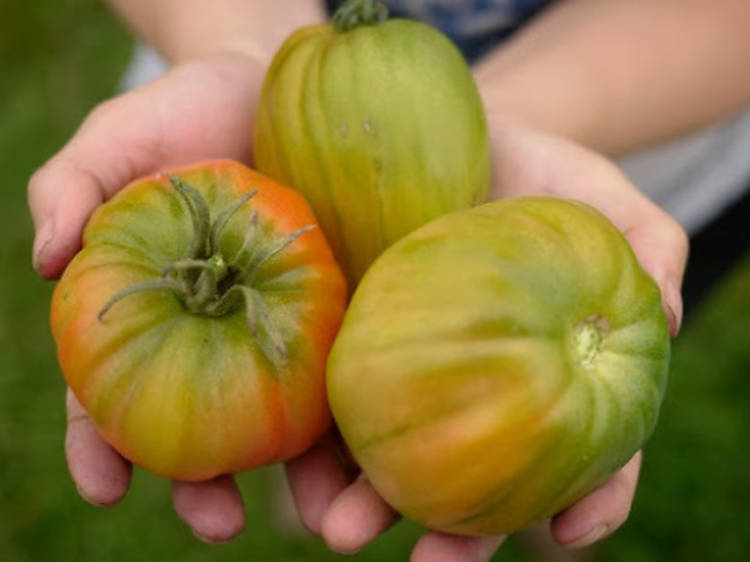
[327,197,670,535]
[51,160,347,481]
[254,18,490,286]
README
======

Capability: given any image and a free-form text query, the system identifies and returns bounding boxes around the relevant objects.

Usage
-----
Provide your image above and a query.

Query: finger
[621,210,688,337]
[285,433,353,535]
[551,451,642,548]
[65,387,132,506]
[29,161,107,279]
[172,475,246,543]
[410,532,505,562]
[321,474,399,554]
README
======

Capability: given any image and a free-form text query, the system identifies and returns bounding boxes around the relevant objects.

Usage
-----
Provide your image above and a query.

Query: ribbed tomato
[254,0,490,285]
[327,197,670,535]
[51,160,347,481]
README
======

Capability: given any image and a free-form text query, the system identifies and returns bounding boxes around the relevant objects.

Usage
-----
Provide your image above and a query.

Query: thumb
[621,205,689,338]
[28,53,265,280]
[27,95,160,280]
[28,160,107,279]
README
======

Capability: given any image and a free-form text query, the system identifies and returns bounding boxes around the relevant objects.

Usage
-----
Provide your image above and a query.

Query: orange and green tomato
[51,160,347,481]
[327,197,670,535]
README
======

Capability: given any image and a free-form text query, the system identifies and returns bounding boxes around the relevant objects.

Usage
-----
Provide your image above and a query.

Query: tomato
[327,197,670,535]
[254,0,490,286]
[51,160,347,481]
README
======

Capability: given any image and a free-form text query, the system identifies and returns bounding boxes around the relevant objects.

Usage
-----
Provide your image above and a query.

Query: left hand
[31,51,267,543]
[286,119,688,561]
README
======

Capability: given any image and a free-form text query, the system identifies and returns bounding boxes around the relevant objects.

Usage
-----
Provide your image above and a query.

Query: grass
[1,1,748,561]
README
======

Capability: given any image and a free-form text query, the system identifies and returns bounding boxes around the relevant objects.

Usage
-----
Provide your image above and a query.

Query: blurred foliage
[598,256,750,562]
[0,1,748,561]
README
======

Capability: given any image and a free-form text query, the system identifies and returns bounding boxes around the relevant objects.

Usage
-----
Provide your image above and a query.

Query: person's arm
[105,0,326,64]
[475,0,750,155]
[29,1,326,544]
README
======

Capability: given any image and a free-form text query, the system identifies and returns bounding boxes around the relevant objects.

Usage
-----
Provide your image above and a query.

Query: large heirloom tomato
[254,0,490,285]
[51,160,347,481]
[327,197,670,535]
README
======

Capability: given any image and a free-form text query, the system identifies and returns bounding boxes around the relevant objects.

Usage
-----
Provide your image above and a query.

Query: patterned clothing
[325,0,553,61]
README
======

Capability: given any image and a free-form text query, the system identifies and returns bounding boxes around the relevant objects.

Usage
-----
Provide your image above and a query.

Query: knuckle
[28,162,55,198]
[86,98,120,124]
[66,413,91,427]
[78,96,129,136]
[650,208,688,253]
[665,215,689,256]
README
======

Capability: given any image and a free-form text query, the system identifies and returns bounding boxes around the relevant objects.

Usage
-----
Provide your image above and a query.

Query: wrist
[164,35,276,68]
[475,65,601,154]
[146,2,327,67]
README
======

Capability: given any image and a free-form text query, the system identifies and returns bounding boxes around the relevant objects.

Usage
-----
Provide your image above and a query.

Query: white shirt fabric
[619,110,750,234]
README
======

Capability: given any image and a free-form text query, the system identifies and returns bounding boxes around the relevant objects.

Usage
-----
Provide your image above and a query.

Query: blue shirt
[325,0,553,62]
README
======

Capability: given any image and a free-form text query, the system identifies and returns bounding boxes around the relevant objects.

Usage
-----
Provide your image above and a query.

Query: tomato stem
[161,259,217,277]
[97,278,186,321]
[171,176,212,259]
[97,176,312,359]
[210,190,258,251]
[241,225,315,283]
[229,209,259,265]
[333,0,388,32]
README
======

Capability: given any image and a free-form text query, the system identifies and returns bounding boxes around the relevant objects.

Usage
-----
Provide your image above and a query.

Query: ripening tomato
[254,0,490,286]
[327,197,670,535]
[51,160,347,481]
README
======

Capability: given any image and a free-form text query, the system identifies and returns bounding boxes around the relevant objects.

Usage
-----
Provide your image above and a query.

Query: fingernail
[663,282,683,338]
[191,528,233,545]
[74,484,118,508]
[565,524,609,548]
[664,303,678,337]
[32,220,54,272]
[330,545,362,555]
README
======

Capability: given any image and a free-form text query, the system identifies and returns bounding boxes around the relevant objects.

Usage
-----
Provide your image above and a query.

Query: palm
[284,121,688,560]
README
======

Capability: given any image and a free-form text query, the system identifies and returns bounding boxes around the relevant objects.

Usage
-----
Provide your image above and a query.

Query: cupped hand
[286,120,688,561]
[30,51,267,542]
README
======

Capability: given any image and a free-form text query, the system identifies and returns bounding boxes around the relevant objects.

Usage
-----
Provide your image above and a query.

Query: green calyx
[98,176,313,357]
[332,0,388,32]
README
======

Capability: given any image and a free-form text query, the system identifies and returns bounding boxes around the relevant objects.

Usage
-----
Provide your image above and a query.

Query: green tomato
[254,0,490,286]
[327,197,670,535]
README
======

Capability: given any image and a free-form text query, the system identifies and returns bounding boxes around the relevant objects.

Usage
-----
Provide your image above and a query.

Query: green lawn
[1,2,748,561]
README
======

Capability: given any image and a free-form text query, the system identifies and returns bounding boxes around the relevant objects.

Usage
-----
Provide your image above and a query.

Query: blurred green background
[1,2,748,561]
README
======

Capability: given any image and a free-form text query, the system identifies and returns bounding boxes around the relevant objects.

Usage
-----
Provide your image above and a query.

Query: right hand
[29,51,267,543]
[284,120,689,561]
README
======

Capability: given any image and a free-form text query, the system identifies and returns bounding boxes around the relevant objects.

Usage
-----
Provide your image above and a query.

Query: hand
[30,51,267,543]
[285,120,688,561]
